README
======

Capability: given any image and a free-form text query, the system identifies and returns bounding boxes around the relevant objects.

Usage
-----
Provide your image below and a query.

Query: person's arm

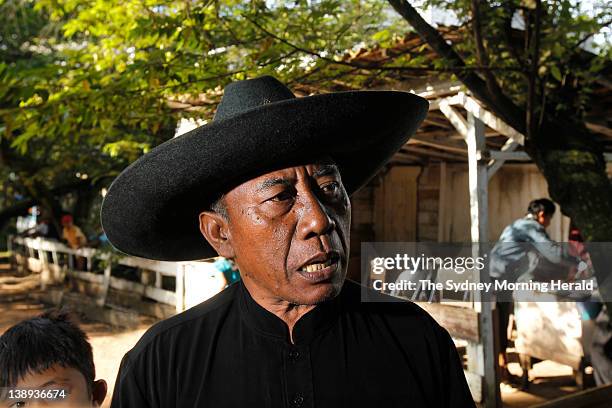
[526,226,573,265]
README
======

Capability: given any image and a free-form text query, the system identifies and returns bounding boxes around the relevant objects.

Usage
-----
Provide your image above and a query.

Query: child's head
[0,311,106,407]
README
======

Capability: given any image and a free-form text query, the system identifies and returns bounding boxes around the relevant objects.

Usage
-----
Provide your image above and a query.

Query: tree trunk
[528,122,612,315]
[388,0,612,317]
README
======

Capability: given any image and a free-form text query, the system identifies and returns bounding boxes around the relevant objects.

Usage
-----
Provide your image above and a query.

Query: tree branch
[471,0,507,101]
[572,17,612,51]
[526,0,542,140]
[245,14,523,73]
[386,0,527,135]
[502,2,527,70]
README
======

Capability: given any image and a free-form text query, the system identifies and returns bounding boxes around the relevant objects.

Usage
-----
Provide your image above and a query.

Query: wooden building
[344,79,612,407]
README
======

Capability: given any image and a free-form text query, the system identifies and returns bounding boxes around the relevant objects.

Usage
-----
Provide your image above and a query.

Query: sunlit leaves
[1,0,609,216]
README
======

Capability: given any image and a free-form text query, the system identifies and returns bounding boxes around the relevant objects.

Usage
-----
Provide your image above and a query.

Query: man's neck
[241,279,316,344]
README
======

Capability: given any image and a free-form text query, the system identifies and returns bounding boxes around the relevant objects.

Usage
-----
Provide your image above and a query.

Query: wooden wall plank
[415,302,479,342]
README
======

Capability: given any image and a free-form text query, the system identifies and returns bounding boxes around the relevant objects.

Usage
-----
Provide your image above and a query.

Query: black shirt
[110,280,474,408]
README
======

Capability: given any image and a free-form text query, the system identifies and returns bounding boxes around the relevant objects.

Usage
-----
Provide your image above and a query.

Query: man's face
[203,161,351,305]
[1,365,106,407]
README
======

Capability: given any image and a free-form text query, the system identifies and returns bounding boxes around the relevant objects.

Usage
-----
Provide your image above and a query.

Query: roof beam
[409,134,468,154]
[487,139,519,180]
[489,151,530,161]
[431,93,525,145]
[404,145,466,161]
[438,99,468,137]
[461,95,524,145]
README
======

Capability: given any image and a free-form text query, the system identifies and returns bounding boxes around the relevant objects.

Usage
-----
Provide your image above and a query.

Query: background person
[490,198,580,383]
[61,214,87,270]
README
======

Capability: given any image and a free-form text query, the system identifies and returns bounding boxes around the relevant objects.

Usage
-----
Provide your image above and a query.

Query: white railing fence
[8,235,223,313]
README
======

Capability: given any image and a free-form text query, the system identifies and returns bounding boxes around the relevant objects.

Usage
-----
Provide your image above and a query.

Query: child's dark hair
[0,310,95,395]
[527,198,556,217]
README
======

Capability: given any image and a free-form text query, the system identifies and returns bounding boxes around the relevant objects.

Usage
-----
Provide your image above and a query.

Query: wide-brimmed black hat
[101,76,428,261]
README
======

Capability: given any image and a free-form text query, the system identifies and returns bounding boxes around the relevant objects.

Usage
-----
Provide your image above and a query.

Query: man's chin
[290,280,344,305]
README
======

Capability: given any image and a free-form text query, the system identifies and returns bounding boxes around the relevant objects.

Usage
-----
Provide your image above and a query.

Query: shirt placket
[283,344,314,408]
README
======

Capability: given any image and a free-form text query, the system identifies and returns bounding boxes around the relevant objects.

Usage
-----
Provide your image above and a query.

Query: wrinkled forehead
[251,157,339,183]
[223,158,342,199]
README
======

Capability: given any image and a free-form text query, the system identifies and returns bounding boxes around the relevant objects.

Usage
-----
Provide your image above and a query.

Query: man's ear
[199,211,235,259]
[91,379,107,407]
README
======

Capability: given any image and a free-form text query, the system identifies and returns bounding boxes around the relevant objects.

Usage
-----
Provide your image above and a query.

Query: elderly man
[102,76,474,407]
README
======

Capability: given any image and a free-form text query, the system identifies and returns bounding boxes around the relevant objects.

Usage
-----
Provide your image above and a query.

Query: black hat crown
[213,76,296,121]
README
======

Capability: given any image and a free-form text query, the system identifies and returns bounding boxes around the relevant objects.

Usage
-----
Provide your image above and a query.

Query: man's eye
[10,402,26,408]
[321,182,340,194]
[270,190,294,202]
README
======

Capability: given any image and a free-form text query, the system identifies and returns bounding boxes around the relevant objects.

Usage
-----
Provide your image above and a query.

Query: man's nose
[298,191,336,239]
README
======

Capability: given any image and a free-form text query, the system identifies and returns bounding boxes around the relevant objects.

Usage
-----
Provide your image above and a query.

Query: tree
[1,0,390,230]
[2,0,611,310]
[0,0,176,232]
[385,0,612,313]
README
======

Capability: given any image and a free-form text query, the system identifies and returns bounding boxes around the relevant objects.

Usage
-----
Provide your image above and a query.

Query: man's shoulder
[127,282,240,357]
[512,217,543,232]
[339,280,445,334]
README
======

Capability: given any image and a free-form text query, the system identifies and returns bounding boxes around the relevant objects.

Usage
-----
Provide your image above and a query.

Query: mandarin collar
[237,280,341,345]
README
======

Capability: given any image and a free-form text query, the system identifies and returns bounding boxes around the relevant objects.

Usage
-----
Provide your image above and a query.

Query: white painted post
[176,264,185,313]
[37,238,50,286]
[465,112,499,408]
[487,139,519,180]
[98,264,112,307]
[155,271,162,289]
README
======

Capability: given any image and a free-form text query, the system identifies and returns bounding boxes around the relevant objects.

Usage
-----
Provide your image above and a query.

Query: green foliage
[422,0,611,120]
[0,0,610,224]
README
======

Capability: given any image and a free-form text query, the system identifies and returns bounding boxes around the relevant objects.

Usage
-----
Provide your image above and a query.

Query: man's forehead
[219,160,343,203]
[252,161,341,185]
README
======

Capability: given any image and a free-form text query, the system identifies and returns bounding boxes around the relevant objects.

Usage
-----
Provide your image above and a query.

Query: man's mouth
[299,258,336,273]
[296,252,340,283]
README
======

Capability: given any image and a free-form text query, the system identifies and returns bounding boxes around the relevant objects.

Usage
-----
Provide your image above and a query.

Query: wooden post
[98,264,112,307]
[7,234,13,255]
[176,264,185,313]
[437,162,447,242]
[487,139,519,180]
[465,112,500,407]
[155,271,162,289]
[37,238,50,289]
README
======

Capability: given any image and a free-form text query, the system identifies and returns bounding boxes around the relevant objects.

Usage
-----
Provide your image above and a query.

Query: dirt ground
[0,265,585,407]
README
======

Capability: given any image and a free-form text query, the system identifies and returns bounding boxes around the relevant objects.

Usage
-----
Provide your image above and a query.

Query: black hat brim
[101,90,428,261]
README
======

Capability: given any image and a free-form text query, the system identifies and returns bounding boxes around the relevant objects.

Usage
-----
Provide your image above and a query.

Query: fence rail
[8,235,189,312]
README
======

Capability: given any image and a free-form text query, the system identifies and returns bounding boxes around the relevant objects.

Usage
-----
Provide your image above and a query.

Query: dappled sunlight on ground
[501,360,579,407]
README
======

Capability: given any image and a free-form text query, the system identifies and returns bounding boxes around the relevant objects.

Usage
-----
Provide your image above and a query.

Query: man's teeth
[302,259,333,272]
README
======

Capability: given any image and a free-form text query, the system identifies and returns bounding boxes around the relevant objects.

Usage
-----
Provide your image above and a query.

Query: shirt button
[291,394,304,407]
[288,350,300,360]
